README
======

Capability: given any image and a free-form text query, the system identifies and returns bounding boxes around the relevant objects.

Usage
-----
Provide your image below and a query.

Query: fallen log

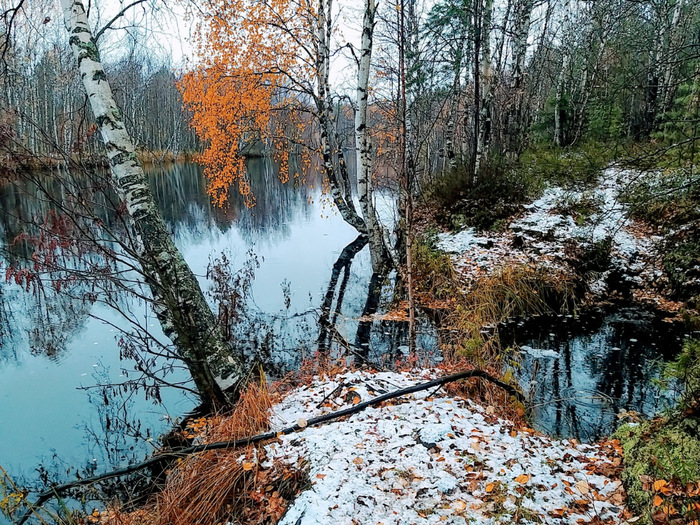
[19,368,525,524]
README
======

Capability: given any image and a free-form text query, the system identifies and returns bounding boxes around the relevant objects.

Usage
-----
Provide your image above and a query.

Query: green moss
[615,418,700,523]
[615,340,700,523]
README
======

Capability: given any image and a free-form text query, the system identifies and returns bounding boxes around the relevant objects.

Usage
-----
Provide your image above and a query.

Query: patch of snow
[520,345,560,359]
[437,228,491,254]
[436,167,663,298]
[266,370,627,525]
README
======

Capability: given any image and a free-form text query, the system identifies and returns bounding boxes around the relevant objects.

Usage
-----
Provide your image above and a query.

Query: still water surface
[0,161,410,496]
[0,161,689,517]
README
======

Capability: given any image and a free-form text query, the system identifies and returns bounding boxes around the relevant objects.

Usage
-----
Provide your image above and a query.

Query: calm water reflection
[0,160,427,507]
[500,306,687,442]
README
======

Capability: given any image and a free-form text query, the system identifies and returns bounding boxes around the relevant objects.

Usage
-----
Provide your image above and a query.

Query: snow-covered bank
[263,370,630,524]
[436,168,665,303]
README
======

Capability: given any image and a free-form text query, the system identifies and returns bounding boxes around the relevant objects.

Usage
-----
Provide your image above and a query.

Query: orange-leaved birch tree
[60,0,246,409]
[182,0,400,266]
[179,0,308,207]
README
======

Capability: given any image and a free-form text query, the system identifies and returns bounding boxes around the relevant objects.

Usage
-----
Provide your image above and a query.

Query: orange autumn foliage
[179,0,316,207]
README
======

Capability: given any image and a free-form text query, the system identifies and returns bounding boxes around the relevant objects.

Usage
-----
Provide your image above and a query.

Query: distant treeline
[0,44,198,160]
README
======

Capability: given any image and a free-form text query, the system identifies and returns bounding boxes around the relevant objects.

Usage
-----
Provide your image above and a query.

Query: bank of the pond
[93,368,634,525]
[1,150,199,172]
[420,165,700,524]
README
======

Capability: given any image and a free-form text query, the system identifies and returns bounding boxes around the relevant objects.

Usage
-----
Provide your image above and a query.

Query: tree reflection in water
[501,307,685,441]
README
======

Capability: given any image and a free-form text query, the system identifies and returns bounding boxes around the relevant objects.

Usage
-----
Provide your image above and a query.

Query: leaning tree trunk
[60,0,245,408]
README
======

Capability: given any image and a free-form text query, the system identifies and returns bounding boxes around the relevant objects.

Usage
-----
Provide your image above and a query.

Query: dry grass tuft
[102,379,307,525]
[430,263,576,363]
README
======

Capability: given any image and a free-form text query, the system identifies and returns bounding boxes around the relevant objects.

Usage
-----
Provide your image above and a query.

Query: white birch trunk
[474,0,494,176]
[60,0,245,407]
[661,0,685,114]
[554,53,568,147]
[355,0,387,273]
[316,0,366,234]
[506,0,534,157]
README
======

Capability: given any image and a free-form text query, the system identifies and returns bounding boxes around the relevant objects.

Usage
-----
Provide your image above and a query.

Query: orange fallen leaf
[353,457,363,465]
[485,483,495,493]
[452,500,467,511]
[242,461,254,471]
[514,474,531,484]
[653,495,663,507]
[653,480,668,492]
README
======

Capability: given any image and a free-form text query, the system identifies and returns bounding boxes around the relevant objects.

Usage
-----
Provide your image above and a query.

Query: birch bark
[474,0,493,177]
[356,0,388,273]
[506,0,534,155]
[554,54,568,147]
[60,0,245,408]
[316,0,367,234]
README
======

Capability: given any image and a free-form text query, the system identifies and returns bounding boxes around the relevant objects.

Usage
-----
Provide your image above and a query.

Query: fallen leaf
[653,480,668,492]
[575,480,590,495]
[297,418,308,428]
[353,457,364,465]
[242,461,254,471]
[653,495,663,507]
[485,483,495,493]
[453,500,467,511]
[515,474,531,484]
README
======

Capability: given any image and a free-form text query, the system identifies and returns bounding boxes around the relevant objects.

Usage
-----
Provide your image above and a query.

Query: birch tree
[473,0,493,176]
[60,0,246,408]
[356,0,389,273]
[505,0,534,156]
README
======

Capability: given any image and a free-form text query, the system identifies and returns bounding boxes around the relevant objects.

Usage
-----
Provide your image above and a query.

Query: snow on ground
[436,167,664,296]
[263,370,628,525]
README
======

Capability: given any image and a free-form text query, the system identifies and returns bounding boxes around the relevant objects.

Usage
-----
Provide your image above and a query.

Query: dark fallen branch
[19,369,524,524]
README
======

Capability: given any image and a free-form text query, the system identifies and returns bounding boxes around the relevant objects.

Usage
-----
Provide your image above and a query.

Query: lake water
[0,161,690,521]
[0,161,438,512]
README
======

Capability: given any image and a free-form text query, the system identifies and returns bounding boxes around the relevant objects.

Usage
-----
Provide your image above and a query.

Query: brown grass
[418,258,576,363]
[102,379,307,525]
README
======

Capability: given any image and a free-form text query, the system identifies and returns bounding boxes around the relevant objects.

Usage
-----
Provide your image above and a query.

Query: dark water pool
[500,305,689,442]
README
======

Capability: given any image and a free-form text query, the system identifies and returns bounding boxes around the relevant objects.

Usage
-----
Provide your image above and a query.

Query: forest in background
[1,0,699,173]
